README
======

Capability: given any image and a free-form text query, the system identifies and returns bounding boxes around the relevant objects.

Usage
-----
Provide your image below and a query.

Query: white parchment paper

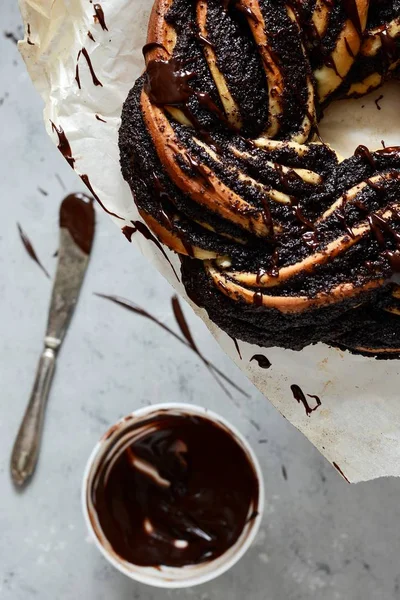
[18,0,400,483]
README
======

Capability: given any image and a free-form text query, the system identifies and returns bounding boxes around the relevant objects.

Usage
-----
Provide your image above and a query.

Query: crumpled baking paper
[18,0,400,483]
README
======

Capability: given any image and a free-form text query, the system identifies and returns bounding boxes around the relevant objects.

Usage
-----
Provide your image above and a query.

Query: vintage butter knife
[10,193,95,487]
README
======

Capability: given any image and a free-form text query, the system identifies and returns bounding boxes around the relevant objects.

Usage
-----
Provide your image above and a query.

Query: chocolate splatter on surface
[77,48,103,87]
[250,355,272,369]
[374,94,384,110]
[291,384,321,416]
[93,3,108,31]
[37,187,48,196]
[51,122,75,168]
[281,465,288,480]
[87,31,95,42]
[131,220,179,280]
[121,226,135,242]
[95,293,249,398]
[80,174,122,219]
[95,114,107,123]
[17,223,50,278]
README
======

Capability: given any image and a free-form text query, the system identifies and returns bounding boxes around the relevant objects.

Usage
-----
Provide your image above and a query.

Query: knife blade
[10,193,95,487]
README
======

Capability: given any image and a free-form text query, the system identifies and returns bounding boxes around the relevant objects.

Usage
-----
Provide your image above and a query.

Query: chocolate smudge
[95,114,107,123]
[51,121,75,168]
[281,465,288,480]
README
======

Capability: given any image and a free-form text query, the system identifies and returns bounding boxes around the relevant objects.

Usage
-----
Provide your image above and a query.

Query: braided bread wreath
[119,0,400,357]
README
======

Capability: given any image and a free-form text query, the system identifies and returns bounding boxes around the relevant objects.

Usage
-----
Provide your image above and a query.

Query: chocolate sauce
[95,113,107,122]
[87,31,95,42]
[90,413,259,567]
[291,384,321,416]
[93,3,108,31]
[75,58,81,89]
[96,293,249,398]
[332,462,350,483]
[59,193,95,254]
[51,122,75,168]
[145,58,195,106]
[250,354,271,369]
[17,223,50,278]
[80,174,123,220]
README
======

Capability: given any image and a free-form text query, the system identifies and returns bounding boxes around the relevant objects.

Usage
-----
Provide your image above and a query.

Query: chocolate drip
[250,354,271,369]
[95,113,107,122]
[90,413,259,567]
[354,145,376,169]
[142,42,169,56]
[87,31,95,42]
[291,384,321,416]
[17,223,50,278]
[51,122,75,168]
[93,3,108,31]
[80,174,122,219]
[60,193,95,254]
[253,291,263,306]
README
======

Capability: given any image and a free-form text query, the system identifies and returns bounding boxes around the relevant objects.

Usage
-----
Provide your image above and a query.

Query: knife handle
[10,347,56,486]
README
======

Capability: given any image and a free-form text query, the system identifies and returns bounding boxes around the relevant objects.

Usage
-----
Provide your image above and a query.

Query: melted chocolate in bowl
[85,408,260,574]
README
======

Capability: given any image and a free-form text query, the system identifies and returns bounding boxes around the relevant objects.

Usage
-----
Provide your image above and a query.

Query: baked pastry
[119,0,400,357]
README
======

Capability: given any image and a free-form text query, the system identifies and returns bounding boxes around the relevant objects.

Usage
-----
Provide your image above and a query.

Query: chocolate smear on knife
[60,193,95,254]
[17,223,50,279]
[291,384,321,416]
[95,293,249,398]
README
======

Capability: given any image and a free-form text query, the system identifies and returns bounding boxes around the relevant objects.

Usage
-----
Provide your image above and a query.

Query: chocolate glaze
[51,122,75,168]
[93,3,108,31]
[17,223,50,278]
[291,384,321,416]
[90,413,259,567]
[59,193,95,254]
[250,355,271,369]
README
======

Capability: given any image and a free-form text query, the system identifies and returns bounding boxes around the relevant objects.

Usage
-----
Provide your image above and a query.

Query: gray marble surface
[2,2,400,599]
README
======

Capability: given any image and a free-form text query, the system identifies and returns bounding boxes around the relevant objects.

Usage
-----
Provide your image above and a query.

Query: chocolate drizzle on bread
[119,0,400,357]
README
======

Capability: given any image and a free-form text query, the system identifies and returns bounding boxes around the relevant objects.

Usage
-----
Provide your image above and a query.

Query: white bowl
[82,403,264,588]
